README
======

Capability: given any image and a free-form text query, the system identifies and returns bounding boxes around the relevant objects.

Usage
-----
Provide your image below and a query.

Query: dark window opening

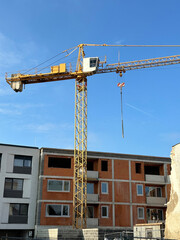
[145,166,160,175]
[87,206,94,218]
[87,161,94,171]
[48,157,71,169]
[9,203,28,224]
[101,160,108,171]
[90,58,97,68]
[13,155,32,174]
[4,178,23,198]
[135,163,141,174]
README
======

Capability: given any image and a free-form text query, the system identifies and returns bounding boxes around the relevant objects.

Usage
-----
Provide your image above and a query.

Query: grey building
[0,144,40,238]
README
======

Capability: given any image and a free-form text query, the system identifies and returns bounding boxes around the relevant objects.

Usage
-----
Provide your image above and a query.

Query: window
[46,204,69,217]
[90,58,98,68]
[101,160,108,171]
[87,161,94,171]
[87,206,94,218]
[48,157,71,169]
[5,178,23,190]
[138,207,144,219]
[101,206,108,218]
[13,155,32,174]
[9,203,28,223]
[87,183,94,194]
[9,203,28,216]
[145,186,162,197]
[47,180,70,192]
[101,182,108,194]
[137,184,143,196]
[147,208,164,221]
[4,178,24,198]
[135,163,141,174]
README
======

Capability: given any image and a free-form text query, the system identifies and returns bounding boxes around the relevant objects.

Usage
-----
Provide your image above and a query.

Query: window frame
[87,183,94,194]
[14,155,32,168]
[137,207,144,219]
[4,178,24,191]
[137,184,143,196]
[101,206,109,218]
[46,204,70,217]
[101,182,108,194]
[47,180,70,192]
[9,203,29,216]
[145,186,162,197]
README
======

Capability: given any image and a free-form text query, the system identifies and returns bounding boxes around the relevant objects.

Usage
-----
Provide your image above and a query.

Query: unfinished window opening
[145,165,160,175]
[87,206,94,218]
[101,160,108,171]
[48,157,71,169]
[135,163,141,174]
[87,161,94,171]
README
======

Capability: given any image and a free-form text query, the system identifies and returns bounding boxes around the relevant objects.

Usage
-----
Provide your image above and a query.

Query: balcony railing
[145,174,165,183]
[87,194,98,202]
[87,218,98,227]
[146,197,166,205]
[87,171,98,180]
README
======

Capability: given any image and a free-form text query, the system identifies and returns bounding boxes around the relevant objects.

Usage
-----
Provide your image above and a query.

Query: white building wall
[0,144,39,230]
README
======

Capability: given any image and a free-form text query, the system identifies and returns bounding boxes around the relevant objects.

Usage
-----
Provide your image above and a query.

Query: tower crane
[5,43,180,229]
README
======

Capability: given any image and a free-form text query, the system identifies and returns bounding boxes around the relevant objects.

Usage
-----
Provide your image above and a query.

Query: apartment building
[0,144,40,238]
[35,148,171,236]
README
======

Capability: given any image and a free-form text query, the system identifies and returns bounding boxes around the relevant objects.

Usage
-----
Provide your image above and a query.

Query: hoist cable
[120,87,124,138]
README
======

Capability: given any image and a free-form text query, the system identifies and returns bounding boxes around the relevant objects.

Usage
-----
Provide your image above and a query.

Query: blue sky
[0,0,180,157]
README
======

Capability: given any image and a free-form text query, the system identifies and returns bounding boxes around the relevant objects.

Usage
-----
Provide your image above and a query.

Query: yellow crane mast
[5,43,180,229]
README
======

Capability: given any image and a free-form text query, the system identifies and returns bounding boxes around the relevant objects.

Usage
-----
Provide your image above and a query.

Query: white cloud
[22,122,73,133]
[0,107,21,115]
[24,123,55,133]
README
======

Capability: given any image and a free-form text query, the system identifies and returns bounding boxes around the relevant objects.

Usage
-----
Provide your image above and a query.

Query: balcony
[146,197,166,205]
[87,218,98,227]
[145,174,165,184]
[9,215,28,224]
[87,194,98,202]
[87,171,98,180]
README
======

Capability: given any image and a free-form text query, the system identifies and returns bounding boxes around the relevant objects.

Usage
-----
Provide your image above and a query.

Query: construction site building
[35,147,171,238]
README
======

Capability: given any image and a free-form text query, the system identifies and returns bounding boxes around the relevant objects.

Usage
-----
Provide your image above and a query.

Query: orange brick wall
[131,161,145,181]
[115,205,131,227]
[131,182,146,203]
[114,182,130,203]
[41,178,73,201]
[114,160,129,180]
[43,155,74,177]
[40,202,73,226]
[99,204,113,226]
[99,180,112,202]
[98,159,112,179]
